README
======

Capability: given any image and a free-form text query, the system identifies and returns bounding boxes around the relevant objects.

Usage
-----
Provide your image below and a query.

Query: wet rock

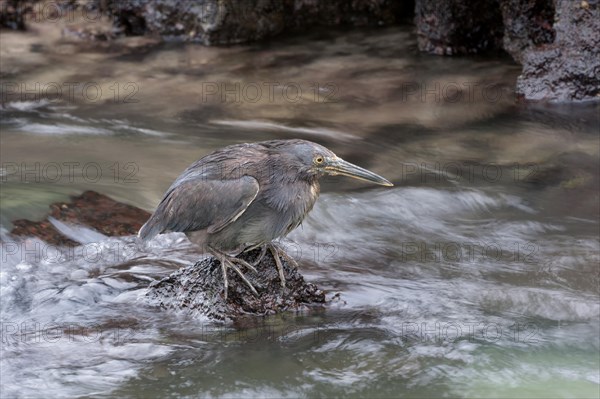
[414,0,504,55]
[0,0,38,30]
[415,0,598,102]
[145,247,326,321]
[9,218,78,246]
[414,0,555,58]
[515,0,600,102]
[10,190,150,246]
[62,23,121,42]
[88,0,412,45]
[284,0,414,29]
[499,0,555,63]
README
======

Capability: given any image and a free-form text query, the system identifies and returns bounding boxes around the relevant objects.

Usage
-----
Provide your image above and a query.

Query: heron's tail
[138,216,162,241]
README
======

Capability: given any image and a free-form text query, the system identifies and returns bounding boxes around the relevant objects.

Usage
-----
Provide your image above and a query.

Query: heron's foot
[267,242,299,288]
[208,247,259,300]
[250,244,268,267]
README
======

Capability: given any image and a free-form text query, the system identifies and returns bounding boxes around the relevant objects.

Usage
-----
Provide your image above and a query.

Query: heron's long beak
[325,158,393,186]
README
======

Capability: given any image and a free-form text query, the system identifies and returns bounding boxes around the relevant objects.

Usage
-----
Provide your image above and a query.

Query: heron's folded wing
[138,175,259,240]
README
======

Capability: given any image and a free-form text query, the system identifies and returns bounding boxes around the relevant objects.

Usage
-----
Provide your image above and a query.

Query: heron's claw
[208,247,259,300]
[268,243,298,288]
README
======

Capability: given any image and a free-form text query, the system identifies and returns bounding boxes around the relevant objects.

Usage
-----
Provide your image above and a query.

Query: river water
[1,22,599,398]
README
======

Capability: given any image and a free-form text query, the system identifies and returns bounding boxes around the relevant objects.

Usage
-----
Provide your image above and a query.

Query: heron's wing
[139,175,259,240]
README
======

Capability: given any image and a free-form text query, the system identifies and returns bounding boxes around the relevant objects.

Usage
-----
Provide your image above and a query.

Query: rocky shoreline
[415,0,598,102]
[1,0,597,102]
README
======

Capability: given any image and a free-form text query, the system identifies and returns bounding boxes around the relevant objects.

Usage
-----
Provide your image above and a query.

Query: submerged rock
[145,247,326,321]
[10,190,150,245]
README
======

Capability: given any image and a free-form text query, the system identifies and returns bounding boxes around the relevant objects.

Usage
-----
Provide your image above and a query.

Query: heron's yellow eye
[314,156,324,164]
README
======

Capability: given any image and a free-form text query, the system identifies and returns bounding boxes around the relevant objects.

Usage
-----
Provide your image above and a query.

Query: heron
[139,139,392,299]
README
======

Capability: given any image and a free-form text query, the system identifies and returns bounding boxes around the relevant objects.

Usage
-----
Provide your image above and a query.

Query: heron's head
[280,140,393,186]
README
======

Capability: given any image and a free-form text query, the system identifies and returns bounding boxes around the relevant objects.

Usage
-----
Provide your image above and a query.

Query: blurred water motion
[1,25,599,398]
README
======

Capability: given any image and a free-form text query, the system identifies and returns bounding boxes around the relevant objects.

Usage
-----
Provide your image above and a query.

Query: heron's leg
[220,259,228,298]
[267,242,299,288]
[269,242,299,268]
[208,247,259,299]
[250,244,268,267]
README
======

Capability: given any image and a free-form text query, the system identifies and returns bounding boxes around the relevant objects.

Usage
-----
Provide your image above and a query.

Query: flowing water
[1,21,599,398]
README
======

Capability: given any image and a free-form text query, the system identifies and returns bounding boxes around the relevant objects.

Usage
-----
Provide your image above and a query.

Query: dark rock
[88,0,413,45]
[285,0,414,29]
[414,0,599,102]
[414,0,504,55]
[515,0,600,102]
[0,0,38,30]
[145,247,326,321]
[414,0,555,58]
[10,190,150,246]
[499,0,555,63]
[9,219,78,247]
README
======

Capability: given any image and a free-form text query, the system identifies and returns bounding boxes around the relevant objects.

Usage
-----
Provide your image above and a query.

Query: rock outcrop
[514,0,599,101]
[414,0,504,55]
[0,0,38,30]
[414,0,598,102]
[88,0,412,45]
[499,0,556,64]
[145,247,326,321]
